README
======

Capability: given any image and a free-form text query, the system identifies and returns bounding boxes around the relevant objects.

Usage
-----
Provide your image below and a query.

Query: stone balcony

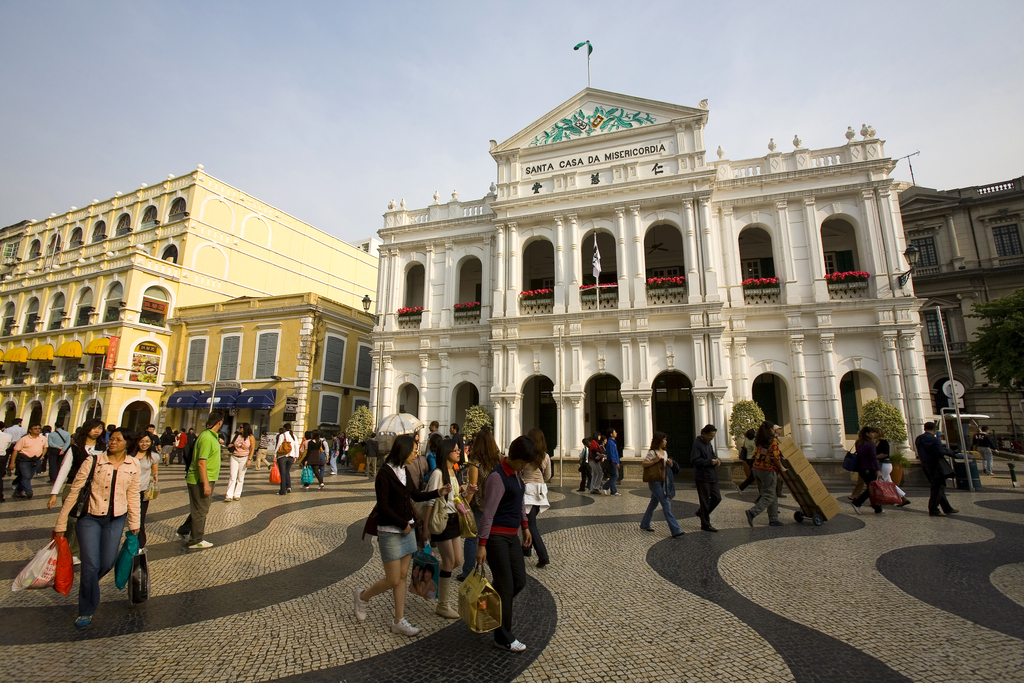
[827,281,869,301]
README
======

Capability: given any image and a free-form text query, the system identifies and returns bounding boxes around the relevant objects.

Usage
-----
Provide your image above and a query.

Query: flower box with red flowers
[646,276,687,291]
[741,277,780,290]
[454,301,481,312]
[519,288,554,301]
[396,306,424,318]
[825,271,870,284]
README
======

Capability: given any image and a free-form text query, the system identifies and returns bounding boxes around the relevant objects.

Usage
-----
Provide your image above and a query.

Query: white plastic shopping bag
[12,541,59,592]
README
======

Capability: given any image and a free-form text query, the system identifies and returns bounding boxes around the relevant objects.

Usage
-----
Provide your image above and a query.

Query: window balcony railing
[453,302,481,325]
[646,277,687,305]
[519,289,554,315]
[741,278,780,305]
[581,284,618,310]
[396,307,423,330]
[826,271,870,300]
[924,342,968,354]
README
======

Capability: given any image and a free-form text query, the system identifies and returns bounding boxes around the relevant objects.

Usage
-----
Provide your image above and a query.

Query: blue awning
[196,389,241,409]
[235,389,277,411]
[166,390,203,409]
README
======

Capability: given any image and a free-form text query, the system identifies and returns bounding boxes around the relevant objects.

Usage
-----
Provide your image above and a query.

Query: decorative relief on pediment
[529,106,658,147]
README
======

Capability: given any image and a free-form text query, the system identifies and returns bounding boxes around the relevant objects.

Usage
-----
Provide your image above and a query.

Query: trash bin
[953,457,982,491]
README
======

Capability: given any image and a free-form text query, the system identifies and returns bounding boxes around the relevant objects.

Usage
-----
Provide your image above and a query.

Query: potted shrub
[889,451,910,486]
[729,400,766,446]
[463,405,494,443]
[860,397,910,480]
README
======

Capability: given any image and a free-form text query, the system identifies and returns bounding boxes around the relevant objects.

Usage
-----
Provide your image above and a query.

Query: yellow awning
[3,347,28,363]
[28,344,54,362]
[84,338,111,355]
[56,341,83,359]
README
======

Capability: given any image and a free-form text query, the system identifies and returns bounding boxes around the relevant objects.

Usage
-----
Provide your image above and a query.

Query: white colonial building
[368,88,930,465]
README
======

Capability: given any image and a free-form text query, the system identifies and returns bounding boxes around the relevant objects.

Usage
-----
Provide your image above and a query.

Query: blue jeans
[76,513,126,617]
[14,457,39,497]
[641,481,681,535]
[278,457,293,493]
[460,508,484,579]
[602,465,619,494]
[328,454,338,474]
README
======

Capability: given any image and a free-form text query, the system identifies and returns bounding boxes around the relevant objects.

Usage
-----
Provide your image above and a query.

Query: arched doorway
[397,383,419,417]
[839,371,881,438]
[585,374,623,452]
[53,400,71,429]
[3,402,16,425]
[451,382,479,432]
[457,258,482,307]
[738,227,776,281]
[652,372,695,465]
[820,218,863,277]
[751,373,791,434]
[83,399,102,423]
[405,264,425,308]
[122,401,152,432]
[522,375,557,452]
[28,401,42,425]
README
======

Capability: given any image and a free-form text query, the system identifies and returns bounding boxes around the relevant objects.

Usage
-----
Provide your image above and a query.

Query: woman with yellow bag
[475,435,544,652]
[425,437,463,619]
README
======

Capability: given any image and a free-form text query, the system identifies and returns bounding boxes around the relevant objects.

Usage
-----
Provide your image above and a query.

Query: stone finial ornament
[846,126,856,141]
[433,191,440,204]
[489,182,497,194]
[197,164,204,170]
[768,138,777,152]
[860,124,869,138]
[400,198,406,209]
[866,125,876,138]
[716,146,725,159]
[388,199,396,210]
[451,190,459,201]
[699,99,709,109]
[792,135,802,148]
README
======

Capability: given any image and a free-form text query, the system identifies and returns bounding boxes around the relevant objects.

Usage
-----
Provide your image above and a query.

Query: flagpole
[574,41,592,88]
[587,51,591,88]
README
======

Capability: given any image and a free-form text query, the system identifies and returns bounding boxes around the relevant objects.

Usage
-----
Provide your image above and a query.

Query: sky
[2,1,1023,244]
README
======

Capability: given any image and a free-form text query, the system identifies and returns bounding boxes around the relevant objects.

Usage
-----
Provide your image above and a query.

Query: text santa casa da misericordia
[523,143,668,176]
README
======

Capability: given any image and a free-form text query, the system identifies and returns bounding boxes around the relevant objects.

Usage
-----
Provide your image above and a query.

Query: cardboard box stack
[777,436,841,521]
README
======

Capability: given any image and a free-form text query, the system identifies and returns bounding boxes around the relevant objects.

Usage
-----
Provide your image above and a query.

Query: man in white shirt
[5,418,26,447]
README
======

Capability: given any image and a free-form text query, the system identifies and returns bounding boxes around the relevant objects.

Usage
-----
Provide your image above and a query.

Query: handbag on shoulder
[642,452,666,482]
[842,451,859,472]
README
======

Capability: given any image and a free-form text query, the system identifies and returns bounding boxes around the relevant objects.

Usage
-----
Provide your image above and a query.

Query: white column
[881,333,908,448]
[442,240,455,327]
[369,355,381,419]
[424,244,436,328]
[478,350,490,406]
[789,336,814,456]
[615,208,629,308]
[620,337,633,391]
[774,200,799,304]
[481,235,493,321]
[506,345,518,393]
[804,198,829,302]
[639,394,653,457]
[505,222,519,317]
[860,189,892,298]
[492,346,504,403]
[630,205,647,308]
[383,248,398,331]
[493,225,506,317]
[695,392,709,428]
[439,353,450,425]
[507,394,521,442]
[418,354,430,421]
[567,213,581,313]
[818,335,845,454]
[622,396,635,459]
[944,214,964,268]
[720,206,739,303]
[733,338,749,400]
[570,342,583,392]
[682,200,701,303]
[382,356,394,415]
[699,198,720,301]
[691,333,708,389]
[899,332,928,441]
[553,215,566,314]
[637,336,651,391]
[876,189,904,279]
[493,397,505,448]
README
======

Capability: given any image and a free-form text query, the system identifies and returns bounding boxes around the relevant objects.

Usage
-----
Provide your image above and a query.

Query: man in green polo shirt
[176,411,224,549]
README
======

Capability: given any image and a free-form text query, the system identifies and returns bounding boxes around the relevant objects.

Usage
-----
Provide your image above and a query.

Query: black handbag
[128,548,149,604]
[842,451,859,472]
[71,456,99,518]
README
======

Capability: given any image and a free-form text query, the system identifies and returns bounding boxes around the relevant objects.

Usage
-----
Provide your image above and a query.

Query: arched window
[46,234,62,256]
[91,221,107,243]
[141,206,158,227]
[103,283,123,323]
[23,297,39,332]
[161,245,178,263]
[169,197,187,219]
[115,213,132,236]
[1,303,16,336]
[139,286,170,326]
[47,293,66,330]
[28,240,41,258]
[75,288,94,326]
[69,227,84,248]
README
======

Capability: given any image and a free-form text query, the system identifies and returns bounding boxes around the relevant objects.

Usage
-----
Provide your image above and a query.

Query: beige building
[0,167,377,430]
[899,176,1024,442]
[163,293,374,439]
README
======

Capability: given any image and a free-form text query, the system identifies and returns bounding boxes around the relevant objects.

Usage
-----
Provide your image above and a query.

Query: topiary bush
[463,405,493,443]
[345,405,374,444]
[859,397,908,447]
[729,400,765,444]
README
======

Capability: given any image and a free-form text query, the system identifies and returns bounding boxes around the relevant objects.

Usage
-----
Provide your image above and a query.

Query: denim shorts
[377,530,417,563]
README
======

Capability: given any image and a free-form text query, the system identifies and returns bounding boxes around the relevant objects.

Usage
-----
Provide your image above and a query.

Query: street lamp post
[362,295,383,433]
[897,244,921,288]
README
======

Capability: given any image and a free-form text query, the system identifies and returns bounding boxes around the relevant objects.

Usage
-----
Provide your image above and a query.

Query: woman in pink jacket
[52,427,141,627]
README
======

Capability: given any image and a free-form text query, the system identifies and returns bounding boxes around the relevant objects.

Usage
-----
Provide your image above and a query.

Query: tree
[967,289,1024,390]
[859,397,908,448]
[345,405,373,444]
[729,400,765,444]
[463,405,493,443]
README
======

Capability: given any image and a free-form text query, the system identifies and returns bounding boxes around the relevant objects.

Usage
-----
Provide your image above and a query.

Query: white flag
[592,239,602,280]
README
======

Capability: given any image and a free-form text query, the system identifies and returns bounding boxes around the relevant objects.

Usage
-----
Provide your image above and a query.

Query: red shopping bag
[54,537,73,596]
[269,462,281,485]
[869,480,902,506]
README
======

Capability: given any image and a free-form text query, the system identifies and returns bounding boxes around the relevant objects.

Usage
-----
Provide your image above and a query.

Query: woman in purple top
[850,426,883,514]
[474,435,544,653]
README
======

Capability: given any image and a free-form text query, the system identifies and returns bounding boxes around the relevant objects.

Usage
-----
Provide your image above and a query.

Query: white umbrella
[375,413,424,436]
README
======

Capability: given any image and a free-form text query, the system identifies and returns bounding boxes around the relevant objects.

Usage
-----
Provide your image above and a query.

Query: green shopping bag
[114,532,139,590]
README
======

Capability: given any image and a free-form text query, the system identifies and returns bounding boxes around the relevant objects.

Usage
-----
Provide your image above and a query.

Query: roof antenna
[894,151,921,186]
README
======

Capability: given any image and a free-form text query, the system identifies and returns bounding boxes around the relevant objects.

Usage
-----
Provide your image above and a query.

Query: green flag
[573,41,593,56]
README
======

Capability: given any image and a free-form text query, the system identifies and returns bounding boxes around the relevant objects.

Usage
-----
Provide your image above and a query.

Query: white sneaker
[390,617,420,636]
[851,503,862,515]
[189,540,214,549]
[495,639,527,652]
[353,588,368,621]
[601,489,610,496]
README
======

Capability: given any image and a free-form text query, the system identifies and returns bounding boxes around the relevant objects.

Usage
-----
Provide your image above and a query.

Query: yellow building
[162,292,373,439]
[0,167,377,430]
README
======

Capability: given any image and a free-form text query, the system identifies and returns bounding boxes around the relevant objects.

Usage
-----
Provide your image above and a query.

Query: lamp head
[361,294,372,313]
[904,244,920,267]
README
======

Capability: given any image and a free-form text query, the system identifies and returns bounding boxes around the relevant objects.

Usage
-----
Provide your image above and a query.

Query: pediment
[898,187,959,213]
[492,88,708,155]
